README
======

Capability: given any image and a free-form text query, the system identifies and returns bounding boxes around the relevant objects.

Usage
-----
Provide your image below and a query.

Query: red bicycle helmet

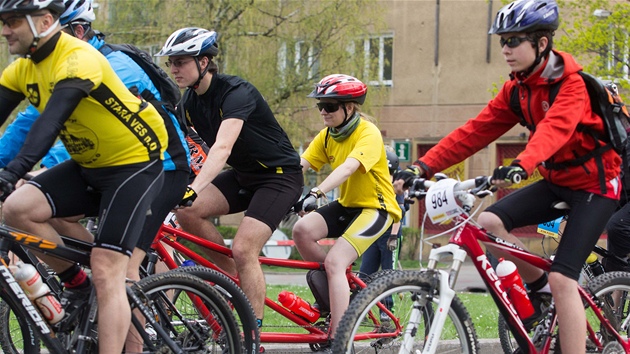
[307,74,367,105]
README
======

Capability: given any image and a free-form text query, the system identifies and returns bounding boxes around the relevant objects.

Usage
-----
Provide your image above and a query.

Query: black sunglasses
[316,102,342,113]
[499,36,531,49]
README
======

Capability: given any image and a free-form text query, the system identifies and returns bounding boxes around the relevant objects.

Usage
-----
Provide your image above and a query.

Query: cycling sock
[526,272,548,293]
[256,318,263,328]
[58,264,90,289]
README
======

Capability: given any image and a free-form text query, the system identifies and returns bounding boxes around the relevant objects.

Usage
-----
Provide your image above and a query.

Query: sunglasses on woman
[499,36,531,49]
[316,102,342,113]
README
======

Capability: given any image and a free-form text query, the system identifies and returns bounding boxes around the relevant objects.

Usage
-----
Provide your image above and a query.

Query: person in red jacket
[395,1,619,353]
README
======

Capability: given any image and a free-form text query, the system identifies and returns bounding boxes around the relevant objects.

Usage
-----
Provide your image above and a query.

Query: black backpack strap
[510,80,562,132]
[510,86,533,131]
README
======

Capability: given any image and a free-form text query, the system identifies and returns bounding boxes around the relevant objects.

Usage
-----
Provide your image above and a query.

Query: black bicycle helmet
[386,149,400,175]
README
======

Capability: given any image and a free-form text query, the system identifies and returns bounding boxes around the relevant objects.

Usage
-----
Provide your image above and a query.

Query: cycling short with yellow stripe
[314,200,393,256]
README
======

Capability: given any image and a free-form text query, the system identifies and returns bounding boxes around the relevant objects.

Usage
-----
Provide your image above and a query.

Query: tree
[557,0,630,85]
[96,0,388,147]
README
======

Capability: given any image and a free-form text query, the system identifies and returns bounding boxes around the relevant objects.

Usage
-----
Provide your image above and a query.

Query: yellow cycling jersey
[0,32,167,167]
[302,119,402,222]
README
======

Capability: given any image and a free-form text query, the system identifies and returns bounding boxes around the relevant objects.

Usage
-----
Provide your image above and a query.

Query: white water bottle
[496,258,535,319]
[13,262,65,324]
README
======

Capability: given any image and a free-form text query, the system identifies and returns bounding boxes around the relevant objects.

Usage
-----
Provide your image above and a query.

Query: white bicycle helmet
[59,0,94,25]
[155,27,219,58]
[0,0,64,14]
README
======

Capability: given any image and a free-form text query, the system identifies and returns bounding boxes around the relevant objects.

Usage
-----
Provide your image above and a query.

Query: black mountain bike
[0,221,241,353]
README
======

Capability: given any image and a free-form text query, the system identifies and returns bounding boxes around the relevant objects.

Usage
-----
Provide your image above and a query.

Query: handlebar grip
[511,173,522,184]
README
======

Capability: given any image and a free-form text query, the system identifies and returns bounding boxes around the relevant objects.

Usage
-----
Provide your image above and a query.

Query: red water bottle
[278,290,320,323]
[496,258,535,319]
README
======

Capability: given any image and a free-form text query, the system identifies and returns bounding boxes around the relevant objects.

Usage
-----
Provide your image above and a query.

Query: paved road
[261,261,506,353]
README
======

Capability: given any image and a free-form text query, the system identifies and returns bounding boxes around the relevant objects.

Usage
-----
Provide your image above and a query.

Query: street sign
[394,141,411,161]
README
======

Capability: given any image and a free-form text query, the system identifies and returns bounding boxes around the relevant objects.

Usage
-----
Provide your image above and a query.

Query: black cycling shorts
[485,180,617,280]
[136,169,188,252]
[29,159,164,256]
[212,169,303,231]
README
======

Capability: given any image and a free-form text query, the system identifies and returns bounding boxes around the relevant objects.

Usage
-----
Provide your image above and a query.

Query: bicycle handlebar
[408,175,494,199]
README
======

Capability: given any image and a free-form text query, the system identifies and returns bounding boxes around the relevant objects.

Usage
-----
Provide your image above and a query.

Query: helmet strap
[521,36,550,77]
[25,14,59,58]
[334,104,350,129]
[190,56,210,90]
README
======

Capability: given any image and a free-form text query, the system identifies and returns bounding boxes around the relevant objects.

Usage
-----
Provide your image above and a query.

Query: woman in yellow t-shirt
[292,74,402,349]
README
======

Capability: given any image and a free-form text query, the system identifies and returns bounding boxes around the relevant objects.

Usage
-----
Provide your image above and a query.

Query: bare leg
[549,272,584,354]
[2,185,73,271]
[293,212,329,262]
[477,211,544,282]
[175,184,237,276]
[230,217,272,319]
[124,248,147,353]
[91,248,131,353]
[49,216,95,243]
[324,238,357,339]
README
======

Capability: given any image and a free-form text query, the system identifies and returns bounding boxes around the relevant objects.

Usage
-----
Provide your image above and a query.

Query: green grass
[263,284,501,339]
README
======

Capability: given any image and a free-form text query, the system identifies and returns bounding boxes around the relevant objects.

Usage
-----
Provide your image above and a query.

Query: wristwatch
[310,187,324,198]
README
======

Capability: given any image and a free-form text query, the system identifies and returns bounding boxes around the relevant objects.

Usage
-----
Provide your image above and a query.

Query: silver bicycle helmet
[0,0,64,14]
[59,0,94,25]
[155,27,219,58]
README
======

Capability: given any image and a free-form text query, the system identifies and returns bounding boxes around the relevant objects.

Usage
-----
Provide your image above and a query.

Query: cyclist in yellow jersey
[0,1,167,352]
[292,74,401,350]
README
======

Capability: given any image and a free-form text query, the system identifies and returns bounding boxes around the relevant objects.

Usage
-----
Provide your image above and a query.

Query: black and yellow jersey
[0,32,167,169]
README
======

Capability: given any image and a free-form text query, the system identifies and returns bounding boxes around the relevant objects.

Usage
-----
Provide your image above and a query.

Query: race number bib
[425,179,463,224]
[537,216,563,238]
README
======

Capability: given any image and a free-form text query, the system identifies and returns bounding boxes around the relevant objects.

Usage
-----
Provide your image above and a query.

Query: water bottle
[12,262,65,324]
[181,259,195,267]
[277,290,320,323]
[496,258,535,319]
[586,253,605,277]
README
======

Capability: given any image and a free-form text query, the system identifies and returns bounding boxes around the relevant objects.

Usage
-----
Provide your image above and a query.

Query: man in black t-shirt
[156,27,303,327]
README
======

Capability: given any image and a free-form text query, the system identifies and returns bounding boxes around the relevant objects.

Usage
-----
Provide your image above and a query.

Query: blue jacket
[0,34,189,171]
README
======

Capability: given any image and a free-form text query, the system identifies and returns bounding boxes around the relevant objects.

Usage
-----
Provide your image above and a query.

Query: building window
[352,34,393,86]
[278,40,320,84]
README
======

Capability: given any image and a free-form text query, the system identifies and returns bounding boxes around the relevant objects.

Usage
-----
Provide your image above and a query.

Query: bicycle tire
[130,270,242,354]
[0,298,41,354]
[332,270,479,354]
[586,271,630,352]
[173,265,260,354]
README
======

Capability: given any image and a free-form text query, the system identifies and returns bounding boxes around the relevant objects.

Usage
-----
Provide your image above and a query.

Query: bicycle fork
[401,244,465,354]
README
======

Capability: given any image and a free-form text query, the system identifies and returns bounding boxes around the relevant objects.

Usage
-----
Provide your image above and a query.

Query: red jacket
[419,50,621,194]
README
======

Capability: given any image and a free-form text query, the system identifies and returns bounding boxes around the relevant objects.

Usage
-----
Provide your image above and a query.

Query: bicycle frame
[421,218,630,353]
[151,224,398,344]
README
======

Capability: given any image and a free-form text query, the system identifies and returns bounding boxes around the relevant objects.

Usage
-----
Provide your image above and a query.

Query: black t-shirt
[181,74,300,173]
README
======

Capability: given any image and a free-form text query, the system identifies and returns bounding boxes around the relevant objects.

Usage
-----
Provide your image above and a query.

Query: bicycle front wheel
[332,270,479,354]
[0,298,41,354]
[130,270,242,354]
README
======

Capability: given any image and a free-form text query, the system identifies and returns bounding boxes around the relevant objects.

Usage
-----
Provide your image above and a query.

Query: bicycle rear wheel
[130,270,242,354]
[586,271,630,353]
[332,270,479,354]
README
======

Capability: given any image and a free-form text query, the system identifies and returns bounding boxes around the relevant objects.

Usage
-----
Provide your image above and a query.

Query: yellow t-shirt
[0,32,167,167]
[302,119,402,222]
